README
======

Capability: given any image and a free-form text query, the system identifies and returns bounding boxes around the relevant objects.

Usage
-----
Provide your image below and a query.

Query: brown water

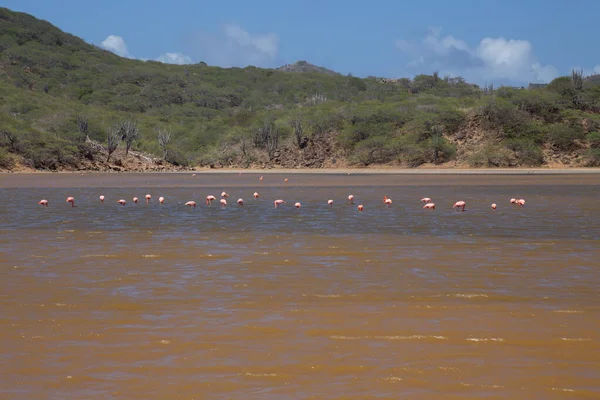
[1,173,600,399]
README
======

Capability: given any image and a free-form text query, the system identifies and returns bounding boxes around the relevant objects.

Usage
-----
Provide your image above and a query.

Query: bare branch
[76,115,89,140]
[156,126,172,159]
[120,117,139,156]
[291,116,307,149]
[252,120,279,160]
[106,124,120,163]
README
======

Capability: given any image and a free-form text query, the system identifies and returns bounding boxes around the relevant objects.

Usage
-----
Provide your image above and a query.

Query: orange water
[1,173,599,399]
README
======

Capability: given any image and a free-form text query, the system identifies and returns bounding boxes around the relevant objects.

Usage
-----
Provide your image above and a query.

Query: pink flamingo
[327,199,333,207]
[133,197,139,204]
[274,199,286,208]
[221,191,229,198]
[118,199,126,206]
[421,197,432,203]
[453,201,466,212]
[510,198,517,205]
[357,204,364,212]
[99,195,105,203]
[237,198,244,206]
[491,203,497,210]
[159,196,165,205]
[206,195,216,206]
[253,192,260,199]
[423,202,435,210]
[348,195,354,204]
[295,202,301,208]
[185,201,196,208]
[66,197,75,207]
[383,196,392,207]
[284,178,288,183]
[516,199,525,206]
[220,198,227,207]
[38,199,49,207]
[260,176,263,183]
[145,194,151,204]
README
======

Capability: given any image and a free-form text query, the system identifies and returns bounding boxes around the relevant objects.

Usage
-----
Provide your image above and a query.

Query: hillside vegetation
[2,7,600,172]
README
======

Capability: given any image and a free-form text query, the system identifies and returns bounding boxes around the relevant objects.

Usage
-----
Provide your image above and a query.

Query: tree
[430,125,444,164]
[1,128,20,152]
[76,115,89,141]
[239,131,250,157]
[265,121,280,161]
[106,124,120,162]
[252,120,279,160]
[571,69,584,91]
[291,116,307,149]
[427,125,456,164]
[157,126,171,159]
[120,117,139,156]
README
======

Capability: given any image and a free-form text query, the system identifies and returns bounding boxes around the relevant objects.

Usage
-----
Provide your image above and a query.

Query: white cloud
[100,35,130,58]
[185,24,279,68]
[155,52,193,65]
[395,27,559,85]
[100,35,193,65]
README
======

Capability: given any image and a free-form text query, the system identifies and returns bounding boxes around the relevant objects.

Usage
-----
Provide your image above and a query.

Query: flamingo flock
[36,173,528,212]
[37,190,526,213]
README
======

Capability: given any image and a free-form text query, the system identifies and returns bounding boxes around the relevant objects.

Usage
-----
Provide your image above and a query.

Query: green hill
[1,6,600,171]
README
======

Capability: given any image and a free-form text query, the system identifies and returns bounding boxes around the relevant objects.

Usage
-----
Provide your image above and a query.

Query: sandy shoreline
[3,167,600,175]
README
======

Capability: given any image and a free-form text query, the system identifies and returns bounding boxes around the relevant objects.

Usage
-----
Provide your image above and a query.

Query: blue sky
[5,0,600,86]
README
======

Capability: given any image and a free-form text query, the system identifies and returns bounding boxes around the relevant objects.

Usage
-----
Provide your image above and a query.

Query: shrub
[423,127,457,164]
[586,132,600,148]
[546,123,585,151]
[469,144,515,167]
[583,148,600,166]
[397,134,427,167]
[165,148,190,167]
[503,138,544,166]
[351,135,398,166]
[0,147,16,169]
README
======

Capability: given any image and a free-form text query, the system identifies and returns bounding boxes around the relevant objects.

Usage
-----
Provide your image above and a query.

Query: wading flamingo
[453,201,466,212]
[253,192,260,199]
[295,202,301,208]
[99,195,105,203]
[510,198,517,205]
[260,176,263,183]
[421,197,432,203]
[516,199,525,206]
[66,197,75,207]
[206,195,216,206]
[237,198,244,206]
[145,194,151,204]
[348,195,355,204]
[357,204,364,212]
[328,199,333,207]
[383,196,392,207]
[284,178,288,183]
[185,201,196,208]
[423,202,435,210]
[274,199,286,208]
[221,191,229,198]
[118,199,126,206]
[159,197,165,205]
[38,199,49,207]
[491,203,497,210]
[133,197,139,204]
[220,198,227,207]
